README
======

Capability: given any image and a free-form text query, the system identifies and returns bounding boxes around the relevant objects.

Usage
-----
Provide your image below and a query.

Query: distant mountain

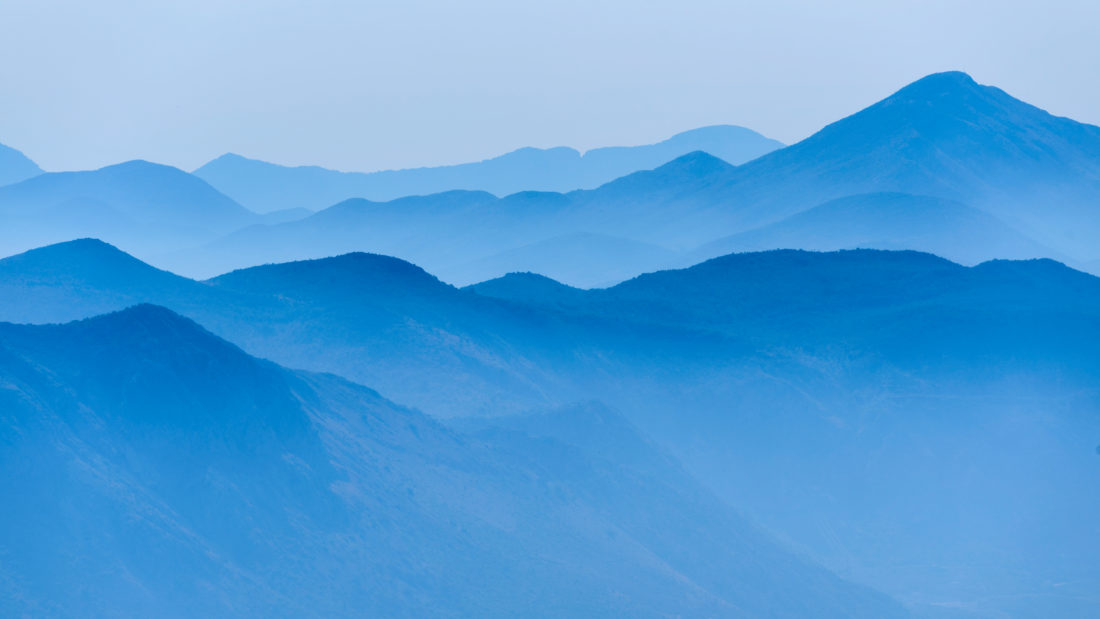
[466,272,591,307]
[0,141,42,186]
[193,125,783,212]
[554,71,1100,254]
[159,156,738,282]
[174,72,1100,284]
[0,238,214,324]
[685,192,1059,268]
[686,71,1100,253]
[0,305,902,617]
[453,232,678,288]
[0,160,258,258]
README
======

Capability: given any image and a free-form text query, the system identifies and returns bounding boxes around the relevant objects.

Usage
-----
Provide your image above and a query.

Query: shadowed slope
[0,305,904,617]
[0,141,42,186]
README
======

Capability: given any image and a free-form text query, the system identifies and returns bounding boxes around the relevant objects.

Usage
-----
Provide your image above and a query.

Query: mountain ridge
[192,125,783,212]
[0,141,42,186]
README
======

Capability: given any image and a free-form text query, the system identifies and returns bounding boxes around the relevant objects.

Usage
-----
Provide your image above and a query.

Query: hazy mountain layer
[3,240,1100,616]
[165,71,1100,284]
[685,192,1057,267]
[193,125,783,212]
[0,305,901,617]
[0,141,42,187]
[0,160,258,258]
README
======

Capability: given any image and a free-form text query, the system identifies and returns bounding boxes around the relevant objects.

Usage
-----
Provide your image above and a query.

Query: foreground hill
[0,239,619,416]
[468,249,1100,616]
[0,304,900,617]
[4,240,1100,615]
[0,140,42,186]
[193,125,783,212]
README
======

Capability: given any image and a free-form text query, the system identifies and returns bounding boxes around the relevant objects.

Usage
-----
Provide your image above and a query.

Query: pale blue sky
[1,0,1097,172]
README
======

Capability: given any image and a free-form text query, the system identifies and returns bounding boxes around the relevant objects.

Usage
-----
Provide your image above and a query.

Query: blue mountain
[173,72,1100,284]
[6,242,1100,615]
[704,72,1100,242]
[192,125,783,212]
[684,192,1058,268]
[0,141,42,186]
[0,160,258,258]
[0,304,903,617]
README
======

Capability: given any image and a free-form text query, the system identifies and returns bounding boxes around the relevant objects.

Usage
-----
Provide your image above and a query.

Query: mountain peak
[878,71,1001,109]
[208,251,450,299]
[660,150,735,171]
[83,302,198,330]
[2,238,140,269]
[904,70,977,90]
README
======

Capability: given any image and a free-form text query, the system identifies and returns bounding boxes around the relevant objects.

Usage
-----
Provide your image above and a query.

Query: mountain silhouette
[193,125,783,212]
[169,72,1100,284]
[0,160,257,258]
[4,239,1100,615]
[0,304,903,617]
[0,140,42,186]
[685,192,1058,267]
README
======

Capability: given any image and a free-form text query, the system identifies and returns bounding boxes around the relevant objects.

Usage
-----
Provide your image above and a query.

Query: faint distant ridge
[0,160,259,257]
[0,141,43,186]
[193,125,783,212]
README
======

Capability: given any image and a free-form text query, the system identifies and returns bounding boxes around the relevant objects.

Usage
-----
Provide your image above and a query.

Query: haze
[1,0,1098,172]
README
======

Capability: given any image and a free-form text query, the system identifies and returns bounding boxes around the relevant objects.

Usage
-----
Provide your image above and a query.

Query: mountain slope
[0,238,219,324]
[0,305,903,617]
[7,241,1100,615]
[451,232,677,288]
[177,72,1100,284]
[193,125,782,212]
[704,72,1100,251]
[0,141,42,186]
[166,154,737,281]
[686,192,1058,267]
[0,160,257,257]
[466,249,1100,617]
[0,240,626,417]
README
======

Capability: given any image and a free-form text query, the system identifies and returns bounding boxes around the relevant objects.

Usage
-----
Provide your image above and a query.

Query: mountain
[159,155,738,282]
[0,238,217,324]
[451,232,678,288]
[6,242,1100,616]
[192,125,783,212]
[0,240,614,417]
[557,71,1100,253]
[466,271,590,307]
[174,72,1100,285]
[0,304,903,617]
[0,160,258,258]
[692,71,1100,251]
[685,192,1058,268]
[0,141,42,186]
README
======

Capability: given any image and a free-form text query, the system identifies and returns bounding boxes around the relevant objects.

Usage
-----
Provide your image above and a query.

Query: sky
[1,0,1098,173]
